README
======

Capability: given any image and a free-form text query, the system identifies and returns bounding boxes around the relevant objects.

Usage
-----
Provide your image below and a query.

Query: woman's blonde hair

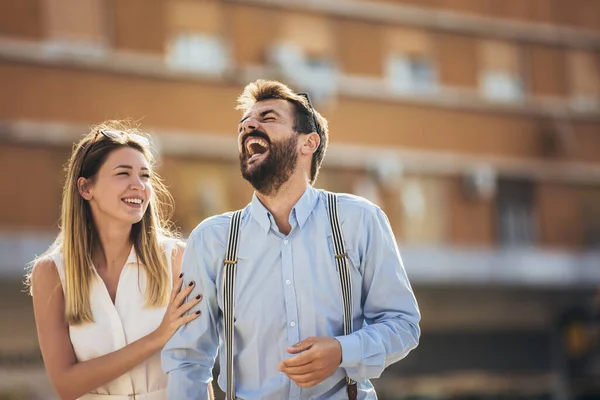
[27,120,178,325]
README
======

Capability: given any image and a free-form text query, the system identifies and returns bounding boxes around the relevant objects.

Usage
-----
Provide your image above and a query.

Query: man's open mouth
[245,136,270,162]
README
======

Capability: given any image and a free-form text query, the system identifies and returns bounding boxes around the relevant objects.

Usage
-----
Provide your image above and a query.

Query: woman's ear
[300,132,320,156]
[77,177,92,200]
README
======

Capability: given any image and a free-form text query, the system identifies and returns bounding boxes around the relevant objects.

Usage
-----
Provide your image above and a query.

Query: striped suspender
[326,192,358,400]
[222,195,357,400]
[223,210,243,400]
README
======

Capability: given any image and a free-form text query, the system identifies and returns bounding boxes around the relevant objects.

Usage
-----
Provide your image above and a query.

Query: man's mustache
[241,130,271,148]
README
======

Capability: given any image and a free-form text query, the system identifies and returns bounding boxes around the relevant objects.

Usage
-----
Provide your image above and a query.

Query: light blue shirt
[162,186,420,400]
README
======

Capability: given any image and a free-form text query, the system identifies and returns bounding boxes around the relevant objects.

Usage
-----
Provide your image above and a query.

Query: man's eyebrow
[239,109,280,124]
[260,109,280,119]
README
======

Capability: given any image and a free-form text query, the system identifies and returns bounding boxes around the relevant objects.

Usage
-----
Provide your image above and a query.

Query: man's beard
[239,133,298,196]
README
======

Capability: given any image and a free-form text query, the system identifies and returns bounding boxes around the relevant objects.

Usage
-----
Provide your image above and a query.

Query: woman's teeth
[123,198,142,204]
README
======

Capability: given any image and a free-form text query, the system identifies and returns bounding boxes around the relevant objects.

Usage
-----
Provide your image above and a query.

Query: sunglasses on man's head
[297,93,320,136]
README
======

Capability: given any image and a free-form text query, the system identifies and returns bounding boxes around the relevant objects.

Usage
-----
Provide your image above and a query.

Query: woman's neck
[92,217,133,273]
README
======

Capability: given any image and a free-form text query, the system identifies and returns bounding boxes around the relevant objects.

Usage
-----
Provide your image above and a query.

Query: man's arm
[335,206,421,381]
[162,227,221,400]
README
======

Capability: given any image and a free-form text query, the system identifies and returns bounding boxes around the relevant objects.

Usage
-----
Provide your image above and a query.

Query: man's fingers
[296,378,322,388]
[286,373,322,388]
[287,337,316,354]
[279,361,315,375]
[279,349,315,369]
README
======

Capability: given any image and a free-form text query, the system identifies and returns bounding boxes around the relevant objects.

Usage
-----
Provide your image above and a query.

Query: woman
[28,121,210,400]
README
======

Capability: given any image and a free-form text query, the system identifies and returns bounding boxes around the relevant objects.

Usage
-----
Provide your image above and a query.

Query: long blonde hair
[28,120,177,325]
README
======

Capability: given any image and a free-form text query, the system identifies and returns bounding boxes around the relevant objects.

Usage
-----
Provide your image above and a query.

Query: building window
[165,1,229,75]
[386,55,437,94]
[496,179,537,246]
[401,176,448,244]
[42,0,108,57]
[385,27,438,95]
[567,50,600,112]
[167,34,228,75]
[479,40,523,102]
[268,12,337,101]
[527,45,568,99]
[581,188,600,250]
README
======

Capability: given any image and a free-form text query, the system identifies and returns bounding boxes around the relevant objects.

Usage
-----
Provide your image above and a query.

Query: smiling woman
[24,120,212,400]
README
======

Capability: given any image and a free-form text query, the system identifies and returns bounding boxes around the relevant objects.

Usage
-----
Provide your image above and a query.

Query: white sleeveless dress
[49,239,177,400]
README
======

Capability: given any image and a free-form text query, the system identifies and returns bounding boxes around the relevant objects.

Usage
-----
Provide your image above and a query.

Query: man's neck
[256,174,309,235]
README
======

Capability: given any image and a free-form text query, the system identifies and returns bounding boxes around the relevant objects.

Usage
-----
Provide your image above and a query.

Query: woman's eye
[141,174,151,179]
[117,172,129,176]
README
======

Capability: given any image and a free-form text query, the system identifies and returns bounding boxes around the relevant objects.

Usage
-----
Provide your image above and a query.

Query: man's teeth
[123,198,142,204]
[246,137,269,156]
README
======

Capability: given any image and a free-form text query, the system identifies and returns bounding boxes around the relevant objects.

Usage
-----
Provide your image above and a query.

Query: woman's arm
[32,256,201,400]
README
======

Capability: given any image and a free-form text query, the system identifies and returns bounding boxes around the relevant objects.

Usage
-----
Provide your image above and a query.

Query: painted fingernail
[195,310,201,315]
[188,281,194,286]
[179,273,184,278]
[195,294,201,300]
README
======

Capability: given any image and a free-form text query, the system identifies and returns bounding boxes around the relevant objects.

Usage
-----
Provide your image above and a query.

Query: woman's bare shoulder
[30,256,60,290]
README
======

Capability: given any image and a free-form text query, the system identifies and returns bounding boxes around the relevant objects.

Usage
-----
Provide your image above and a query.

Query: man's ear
[300,133,320,156]
[77,177,93,200]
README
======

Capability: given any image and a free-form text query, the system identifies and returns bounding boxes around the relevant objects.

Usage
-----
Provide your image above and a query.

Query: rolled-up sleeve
[335,206,421,381]
[162,227,220,400]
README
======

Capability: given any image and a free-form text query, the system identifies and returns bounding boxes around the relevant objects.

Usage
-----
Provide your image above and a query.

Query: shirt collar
[250,185,319,233]
[125,245,138,265]
[294,185,319,229]
[250,193,272,233]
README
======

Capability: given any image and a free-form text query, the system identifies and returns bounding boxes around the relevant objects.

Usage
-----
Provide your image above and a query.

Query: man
[162,80,420,399]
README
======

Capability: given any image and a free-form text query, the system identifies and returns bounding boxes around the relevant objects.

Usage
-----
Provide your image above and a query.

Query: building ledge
[0,37,599,122]
[401,244,600,288]
[3,118,600,185]
[3,231,599,287]
[225,0,600,49]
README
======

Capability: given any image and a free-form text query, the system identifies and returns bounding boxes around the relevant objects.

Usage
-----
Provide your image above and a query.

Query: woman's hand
[153,273,202,346]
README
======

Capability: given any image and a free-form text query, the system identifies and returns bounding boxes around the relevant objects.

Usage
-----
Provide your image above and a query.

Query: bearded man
[162,80,421,400]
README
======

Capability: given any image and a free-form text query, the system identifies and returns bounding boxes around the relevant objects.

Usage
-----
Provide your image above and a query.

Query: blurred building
[1,0,600,399]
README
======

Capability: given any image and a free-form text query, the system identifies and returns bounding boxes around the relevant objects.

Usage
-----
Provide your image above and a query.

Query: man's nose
[241,117,258,133]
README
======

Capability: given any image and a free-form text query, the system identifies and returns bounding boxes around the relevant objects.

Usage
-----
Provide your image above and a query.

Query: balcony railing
[3,231,599,287]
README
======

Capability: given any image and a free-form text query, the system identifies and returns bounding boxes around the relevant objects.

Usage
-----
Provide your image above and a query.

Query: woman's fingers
[176,294,203,317]
[179,310,201,326]
[169,272,184,303]
[172,280,195,308]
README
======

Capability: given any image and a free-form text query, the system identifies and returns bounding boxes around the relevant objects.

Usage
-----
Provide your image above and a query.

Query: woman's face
[83,147,153,226]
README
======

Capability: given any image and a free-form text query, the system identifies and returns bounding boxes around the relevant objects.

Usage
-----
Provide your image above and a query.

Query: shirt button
[285,280,291,286]
[283,239,289,245]
[290,321,296,327]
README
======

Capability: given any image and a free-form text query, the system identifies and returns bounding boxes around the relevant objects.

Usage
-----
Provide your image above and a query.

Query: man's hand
[278,337,342,388]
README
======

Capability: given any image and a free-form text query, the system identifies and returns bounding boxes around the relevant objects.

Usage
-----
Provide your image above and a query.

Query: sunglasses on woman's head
[79,129,149,177]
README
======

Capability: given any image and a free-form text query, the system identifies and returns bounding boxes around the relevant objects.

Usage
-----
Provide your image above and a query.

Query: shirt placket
[281,235,301,400]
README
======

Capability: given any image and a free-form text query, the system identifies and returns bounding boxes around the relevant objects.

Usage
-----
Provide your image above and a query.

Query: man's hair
[236,80,329,184]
